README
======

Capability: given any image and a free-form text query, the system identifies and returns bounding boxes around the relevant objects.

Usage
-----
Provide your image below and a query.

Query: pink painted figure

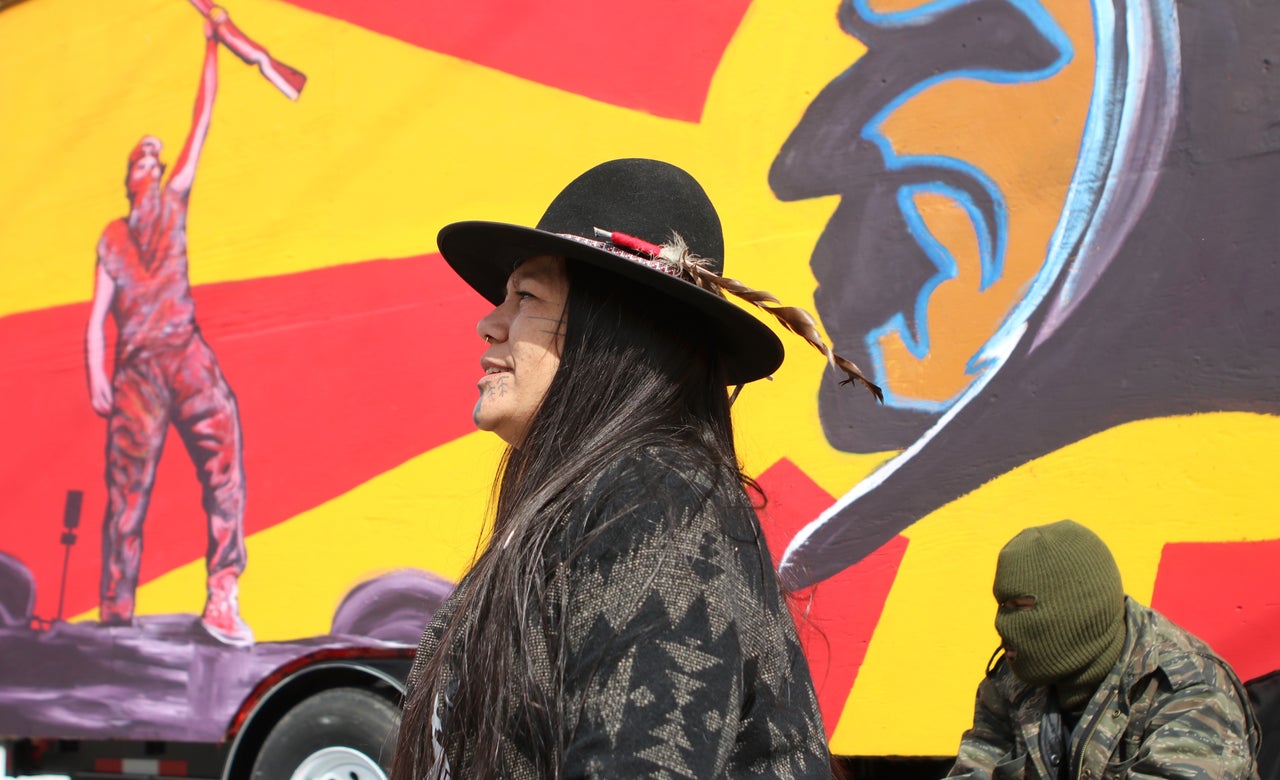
[85,21,251,647]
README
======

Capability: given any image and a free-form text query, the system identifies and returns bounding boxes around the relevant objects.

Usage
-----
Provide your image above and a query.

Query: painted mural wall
[0,0,1276,757]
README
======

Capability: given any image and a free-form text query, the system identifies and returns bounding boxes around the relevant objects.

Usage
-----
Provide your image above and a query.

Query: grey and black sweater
[406,450,831,778]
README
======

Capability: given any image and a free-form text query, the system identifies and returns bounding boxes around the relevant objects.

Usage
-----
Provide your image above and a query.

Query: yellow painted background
[2,0,1276,757]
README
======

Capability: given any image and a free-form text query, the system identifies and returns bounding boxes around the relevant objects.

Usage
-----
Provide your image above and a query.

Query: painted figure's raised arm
[168,25,218,197]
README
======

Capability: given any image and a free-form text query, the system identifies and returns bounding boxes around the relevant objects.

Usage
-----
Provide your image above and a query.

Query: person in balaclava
[994,518,1126,716]
[948,520,1260,779]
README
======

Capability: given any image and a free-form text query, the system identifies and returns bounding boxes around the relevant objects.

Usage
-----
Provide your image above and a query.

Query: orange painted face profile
[771,0,1094,452]
[473,255,569,447]
[870,3,1093,406]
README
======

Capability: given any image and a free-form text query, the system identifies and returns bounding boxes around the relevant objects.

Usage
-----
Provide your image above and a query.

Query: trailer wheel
[250,687,399,780]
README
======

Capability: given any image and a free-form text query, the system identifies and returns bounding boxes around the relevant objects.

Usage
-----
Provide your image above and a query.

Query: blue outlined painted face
[769,0,1101,453]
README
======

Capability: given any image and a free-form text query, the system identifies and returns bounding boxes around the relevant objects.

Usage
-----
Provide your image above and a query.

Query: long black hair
[391,259,760,779]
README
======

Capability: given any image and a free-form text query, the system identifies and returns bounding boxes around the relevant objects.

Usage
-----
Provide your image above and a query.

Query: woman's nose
[477,306,507,344]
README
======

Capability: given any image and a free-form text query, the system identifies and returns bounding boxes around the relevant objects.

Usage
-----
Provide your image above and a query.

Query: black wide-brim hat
[437,158,784,385]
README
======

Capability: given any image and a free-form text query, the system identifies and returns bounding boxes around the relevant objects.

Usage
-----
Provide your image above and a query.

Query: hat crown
[535,158,726,276]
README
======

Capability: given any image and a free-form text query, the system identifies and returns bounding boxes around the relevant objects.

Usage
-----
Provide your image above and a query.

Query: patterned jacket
[407,450,831,778]
[948,598,1260,779]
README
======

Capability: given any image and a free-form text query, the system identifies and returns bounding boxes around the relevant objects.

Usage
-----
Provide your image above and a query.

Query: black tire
[250,687,400,780]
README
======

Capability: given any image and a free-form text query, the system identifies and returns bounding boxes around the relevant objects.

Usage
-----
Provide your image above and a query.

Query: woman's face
[474,255,569,447]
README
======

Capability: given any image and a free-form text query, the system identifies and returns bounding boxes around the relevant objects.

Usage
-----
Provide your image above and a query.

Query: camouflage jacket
[948,599,1260,780]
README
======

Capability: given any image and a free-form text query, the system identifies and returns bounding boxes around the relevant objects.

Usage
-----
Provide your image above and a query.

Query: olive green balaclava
[994,520,1126,712]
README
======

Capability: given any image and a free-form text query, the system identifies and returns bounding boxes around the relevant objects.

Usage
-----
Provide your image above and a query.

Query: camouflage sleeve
[1125,663,1260,780]
[947,673,1017,778]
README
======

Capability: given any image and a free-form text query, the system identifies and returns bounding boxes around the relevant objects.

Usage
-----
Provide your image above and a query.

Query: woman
[392,158,880,779]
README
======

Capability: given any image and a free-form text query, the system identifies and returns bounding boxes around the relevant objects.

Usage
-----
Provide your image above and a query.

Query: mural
[91,10,269,647]
[772,0,1280,590]
[0,0,1275,761]
[768,0,1280,754]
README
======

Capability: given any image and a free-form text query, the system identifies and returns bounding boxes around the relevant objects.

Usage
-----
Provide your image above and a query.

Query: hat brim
[438,221,784,385]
